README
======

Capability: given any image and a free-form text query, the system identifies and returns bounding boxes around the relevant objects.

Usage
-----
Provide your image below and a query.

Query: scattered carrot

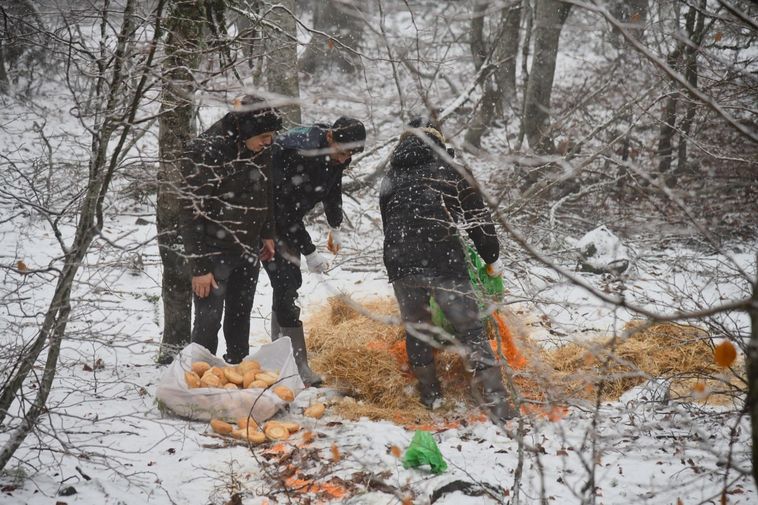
[263,442,289,456]
[491,311,527,369]
[330,443,341,462]
[284,475,347,499]
[714,341,737,367]
[520,403,567,422]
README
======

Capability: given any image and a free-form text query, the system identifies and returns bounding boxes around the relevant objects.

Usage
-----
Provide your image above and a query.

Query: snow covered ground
[1,2,756,504]
[0,176,755,504]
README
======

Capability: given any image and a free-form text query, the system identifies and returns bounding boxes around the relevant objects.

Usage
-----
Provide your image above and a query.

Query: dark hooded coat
[179,114,274,276]
[270,125,347,256]
[379,132,500,282]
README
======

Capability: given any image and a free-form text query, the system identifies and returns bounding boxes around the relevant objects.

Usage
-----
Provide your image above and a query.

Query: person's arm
[448,166,500,264]
[279,210,317,256]
[273,149,317,256]
[323,170,343,229]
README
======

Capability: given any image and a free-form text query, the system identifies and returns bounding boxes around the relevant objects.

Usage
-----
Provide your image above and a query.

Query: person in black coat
[380,118,515,422]
[264,117,366,386]
[179,95,282,364]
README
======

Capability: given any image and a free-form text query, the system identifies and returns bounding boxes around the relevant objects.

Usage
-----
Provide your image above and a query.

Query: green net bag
[430,244,503,329]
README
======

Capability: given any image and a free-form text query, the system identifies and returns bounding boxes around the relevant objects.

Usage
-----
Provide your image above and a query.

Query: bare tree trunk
[657,5,696,180]
[299,0,363,75]
[156,0,206,364]
[523,0,571,154]
[0,39,7,94]
[609,0,648,46]
[464,0,493,149]
[494,1,522,107]
[657,78,679,175]
[675,1,706,180]
[470,0,489,71]
[464,1,522,148]
[263,0,300,125]
[515,0,533,151]
[233,0,260,69]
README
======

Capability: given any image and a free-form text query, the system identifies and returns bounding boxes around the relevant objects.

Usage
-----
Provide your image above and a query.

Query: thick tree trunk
[609,0,648,46]
[464,1,522,148]
[675,1,706,179]
[470,0,489,71]
[515,0,533,151]
[156,0,205,363]
[299,0,363,75]
[233,0,259,68]
[657,4,698,181]
[657,83,679,175]
[264,0,301,125]
[494,1,522,107]
[523,0,571,154]
[0,40,8,93]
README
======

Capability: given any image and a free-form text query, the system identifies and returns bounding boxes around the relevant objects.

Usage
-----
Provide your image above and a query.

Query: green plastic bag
[430,244,503,330]
[402,430,448,474]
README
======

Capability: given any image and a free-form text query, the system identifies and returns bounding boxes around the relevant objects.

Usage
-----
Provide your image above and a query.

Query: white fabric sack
[156,339,305,422]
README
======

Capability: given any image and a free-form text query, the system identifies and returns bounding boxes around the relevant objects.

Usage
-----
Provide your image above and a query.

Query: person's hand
[192,273,218,298]
[326,227,342,254]
[305,251,329,274]
[485,259,504,278]
[259,239,275,262]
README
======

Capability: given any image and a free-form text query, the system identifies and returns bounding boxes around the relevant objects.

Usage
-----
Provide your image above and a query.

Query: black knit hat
[232,95,283,140]
[331,117,366,154]
[407,116,445,145]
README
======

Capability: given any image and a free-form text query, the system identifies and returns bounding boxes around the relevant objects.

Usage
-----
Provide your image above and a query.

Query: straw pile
[307,297,475,423]
[544,321,738,403]
[305,297,743,423]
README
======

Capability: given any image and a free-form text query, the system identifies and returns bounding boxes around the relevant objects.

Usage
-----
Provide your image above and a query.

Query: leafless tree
[0,1,756,502]
[0,0,164,470]
[299,0,365,76]
[156,0,207,363]
[523,0,572,154]
[262,0,301,124]
[464,0,523,148]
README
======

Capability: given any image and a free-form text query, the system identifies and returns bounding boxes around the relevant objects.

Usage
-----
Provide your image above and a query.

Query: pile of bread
[209,402,325,444]
[184,360,289,392]
[185,361,326,444]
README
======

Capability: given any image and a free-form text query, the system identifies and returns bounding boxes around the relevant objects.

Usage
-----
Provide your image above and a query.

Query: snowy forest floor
[2,2,758,504]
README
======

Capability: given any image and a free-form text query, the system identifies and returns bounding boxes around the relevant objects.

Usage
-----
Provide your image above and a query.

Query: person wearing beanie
[178,95,283,364]
[263,116,366,387]
[379,117,516,423]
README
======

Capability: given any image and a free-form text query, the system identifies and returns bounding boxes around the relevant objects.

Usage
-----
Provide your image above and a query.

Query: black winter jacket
[271,125,347,256]
[380,133,500,282]
[179,114,274,276]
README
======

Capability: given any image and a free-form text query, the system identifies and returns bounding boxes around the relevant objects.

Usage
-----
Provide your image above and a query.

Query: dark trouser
[392,274,496,371]
[262,240,302,328]
[191,252,260,360]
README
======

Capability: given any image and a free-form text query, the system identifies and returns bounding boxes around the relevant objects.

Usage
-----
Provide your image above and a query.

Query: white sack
[155,339,305,422]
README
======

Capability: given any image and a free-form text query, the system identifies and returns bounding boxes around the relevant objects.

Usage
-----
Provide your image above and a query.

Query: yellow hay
[543,321,741,403]
[308,297,478,422]
[305,297,744,423]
